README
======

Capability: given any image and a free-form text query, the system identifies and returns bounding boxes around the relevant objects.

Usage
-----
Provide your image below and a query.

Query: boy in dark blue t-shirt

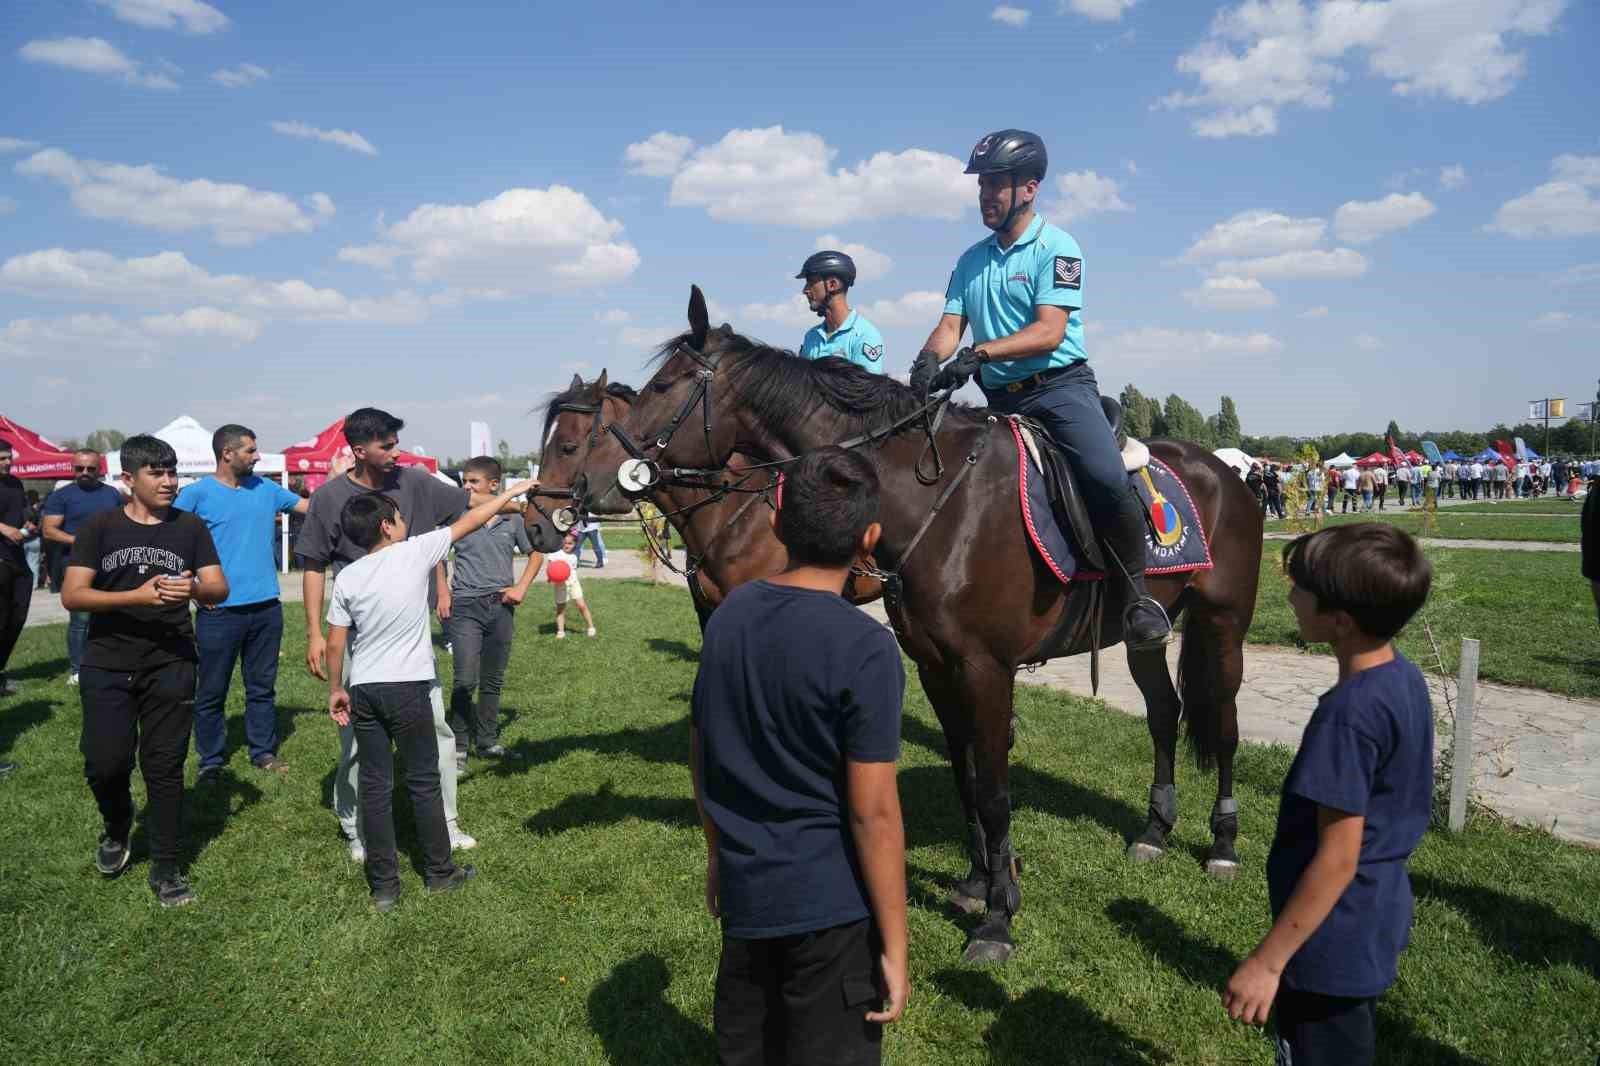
[691,446,907,1066]
[1223,523,1434,1066]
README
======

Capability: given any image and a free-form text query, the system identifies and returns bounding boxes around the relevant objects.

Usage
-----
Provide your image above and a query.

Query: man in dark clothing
[41,449,123,684]
[0,438,36,703]
[1583,477,1599,625]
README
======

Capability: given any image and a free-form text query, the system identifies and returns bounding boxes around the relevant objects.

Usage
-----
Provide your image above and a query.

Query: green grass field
[1,581,1596,1064]
[1263,509,1580,543]
[1443,497,1587,515]
[1248,546,1598,700]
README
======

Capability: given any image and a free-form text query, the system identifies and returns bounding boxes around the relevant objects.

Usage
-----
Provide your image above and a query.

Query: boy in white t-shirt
[325,479,528,910]
[548,531,597,639]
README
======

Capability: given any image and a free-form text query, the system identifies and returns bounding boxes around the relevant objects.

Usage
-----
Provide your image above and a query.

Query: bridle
[525,394,614,533]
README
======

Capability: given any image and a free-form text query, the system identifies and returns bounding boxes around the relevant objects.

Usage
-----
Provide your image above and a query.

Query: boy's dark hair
[1282,523,1432,639]
[121,434,178,474]
[212,423,255,459]
[0,437,11,454]
[776,446,879,567]
[462,455,502,481]
[343,407,404,447]
[341,493,401,551]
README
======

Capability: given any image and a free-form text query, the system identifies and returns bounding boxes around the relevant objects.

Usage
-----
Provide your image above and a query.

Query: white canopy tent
[1325,452,1358,469]
[107,415,294,573]
[1211,447,1255,480]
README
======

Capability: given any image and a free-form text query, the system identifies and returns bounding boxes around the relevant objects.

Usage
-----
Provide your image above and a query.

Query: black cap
[795,250,857,288]
[965,129,1048,180]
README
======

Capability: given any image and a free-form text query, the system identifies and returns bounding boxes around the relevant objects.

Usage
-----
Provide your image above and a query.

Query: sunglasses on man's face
[74,465,99,473]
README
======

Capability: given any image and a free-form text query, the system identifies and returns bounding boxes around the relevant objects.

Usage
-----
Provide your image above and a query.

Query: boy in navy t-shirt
[691,446,907,1065]
[1223,523,1434,1065]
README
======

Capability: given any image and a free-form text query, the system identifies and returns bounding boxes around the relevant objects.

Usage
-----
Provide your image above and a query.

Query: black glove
[909,349,942,393]
[930,347,985,392]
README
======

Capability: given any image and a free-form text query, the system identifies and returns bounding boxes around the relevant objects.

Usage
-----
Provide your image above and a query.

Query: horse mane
[649,328,982,439]
[540,379,639,441]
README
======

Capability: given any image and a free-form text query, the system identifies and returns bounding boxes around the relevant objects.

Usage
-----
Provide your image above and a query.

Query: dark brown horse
[533,373,879,630]
[543,288,1262,964]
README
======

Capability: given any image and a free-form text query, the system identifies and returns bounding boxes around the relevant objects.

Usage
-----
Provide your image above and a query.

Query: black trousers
[79,659,196,868]
[447,594,516,751]
[714,918,883,1066]
[0,564,31,677]
[352,680,457,894]
[1273,987,1376,1066]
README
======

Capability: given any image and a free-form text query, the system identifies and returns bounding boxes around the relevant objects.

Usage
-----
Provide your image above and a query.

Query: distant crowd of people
[1245,455,1597,518]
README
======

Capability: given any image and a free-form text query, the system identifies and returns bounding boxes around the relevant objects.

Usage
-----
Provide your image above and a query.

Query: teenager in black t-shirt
[62,436,226,906]
[691,447,907,1065]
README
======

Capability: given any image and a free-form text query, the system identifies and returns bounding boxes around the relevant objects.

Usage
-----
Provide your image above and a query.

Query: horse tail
[1176,608,1225,771]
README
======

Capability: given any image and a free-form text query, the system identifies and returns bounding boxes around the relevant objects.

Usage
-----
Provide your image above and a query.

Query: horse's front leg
[961,661,1022,965]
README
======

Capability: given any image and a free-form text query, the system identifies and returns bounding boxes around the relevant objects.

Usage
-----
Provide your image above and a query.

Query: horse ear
[688,285,710,349]
[569,373,583,391]
[595,369,609,392]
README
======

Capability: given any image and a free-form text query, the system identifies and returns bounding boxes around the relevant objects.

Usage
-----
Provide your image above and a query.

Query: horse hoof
[946,890,987,916]
[1205,859,1240,882]
[1127,841,1165,864]
[961,938,1014,965]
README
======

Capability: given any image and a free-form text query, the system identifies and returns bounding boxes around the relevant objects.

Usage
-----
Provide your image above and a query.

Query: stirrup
[1123,596,1172,652]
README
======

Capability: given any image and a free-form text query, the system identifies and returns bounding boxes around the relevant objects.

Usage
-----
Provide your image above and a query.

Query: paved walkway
[22,552,1599,846]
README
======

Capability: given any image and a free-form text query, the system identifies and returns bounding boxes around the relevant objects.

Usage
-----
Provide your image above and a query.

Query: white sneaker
[67,672,80,687]
[449,826,478,851]
[347,837,366,863]
[586,627,597,638]
[0,679,19,697]
[555,630,566,640]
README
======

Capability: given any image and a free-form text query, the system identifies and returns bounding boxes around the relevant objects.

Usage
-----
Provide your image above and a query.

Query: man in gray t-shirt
[448,457,543,762]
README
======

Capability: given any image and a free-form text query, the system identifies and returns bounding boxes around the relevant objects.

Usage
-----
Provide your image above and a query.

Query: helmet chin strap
[991,173,1027,234]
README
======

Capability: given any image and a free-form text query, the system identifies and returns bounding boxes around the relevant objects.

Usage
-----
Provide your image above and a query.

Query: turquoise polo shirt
[174,475,302,607]
[798,309,886,373]
[943,214,1086,388]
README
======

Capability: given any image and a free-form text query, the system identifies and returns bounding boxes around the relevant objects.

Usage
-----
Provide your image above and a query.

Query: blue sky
[3,0,1598,458]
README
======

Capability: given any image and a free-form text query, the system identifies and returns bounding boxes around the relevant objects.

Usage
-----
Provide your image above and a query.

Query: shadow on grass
[183,769,264,868]
[222,701,319,762]
[7,656,69,681]
[646,638,700,664]
[932,969,1170,1064]
[897,763,1145,851]
[0,699,52,759]
[526,782,697,836]
[1106,897,1240,988]
[1413,874,1600,980]
[1532,653,1600,677]
[588,953,716,1065]
[484,716,692,778]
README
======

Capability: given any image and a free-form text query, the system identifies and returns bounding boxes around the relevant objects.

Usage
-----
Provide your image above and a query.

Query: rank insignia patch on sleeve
[1054,256,1081,289]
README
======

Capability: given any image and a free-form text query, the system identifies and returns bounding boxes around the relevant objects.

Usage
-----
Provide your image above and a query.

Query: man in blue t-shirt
[41,448,124,683]
[796,250,886,373]
[907,128,1170,652]
[691,446,907,1065]
[1223,523,1434,1066]
[174,424,308,779]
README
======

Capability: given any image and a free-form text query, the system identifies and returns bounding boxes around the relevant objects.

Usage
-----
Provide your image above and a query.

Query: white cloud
[1532,311,1575,329]
[0,138,40,153]
[858,290,946,328]
[1300,305,1330,318]
[91,0,229,34]
[1440,163,1468,190]
[336,244,402,270]
[1333,191,1436,243]
[624,132,695,177]
[1061,0,1138,20]
[138,306,262,343]
[991,5,1031,27]
[17,148,325,244]
[1095,29,1138,52]
[594,308,632,324]
[1097,327,1282,364]
[0,305,258,362]
[1489,154,1600,238]
[306,192,336,217]
[731,295,817,331]
[1181,209,1325,262]
[1160,0,1568,138]
[0,197,14,216]
[0,248,430,326]
[813,235,893,282]
[211,63,270,88]
[1354,333,1382,350]
[19,37,178,90]
[1183,275,1277,310]
[1554,263,1600,286]
[1052,170,1134,222]
[270,120,378,156]
[1216,247,1369,280]
[619,324,678,350]
[340,185,640,292]
[629,126,972,227]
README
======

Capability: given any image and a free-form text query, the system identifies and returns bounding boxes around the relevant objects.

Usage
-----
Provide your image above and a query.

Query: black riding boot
[1105,485,1171,651]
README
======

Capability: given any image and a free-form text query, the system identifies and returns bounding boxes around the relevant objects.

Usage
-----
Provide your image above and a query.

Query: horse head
[525,369,639,552]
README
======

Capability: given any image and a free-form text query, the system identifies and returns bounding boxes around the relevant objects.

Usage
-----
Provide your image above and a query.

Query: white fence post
[1448,638,1480,832]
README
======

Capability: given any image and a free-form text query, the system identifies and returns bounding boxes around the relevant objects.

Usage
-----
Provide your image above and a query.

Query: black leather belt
[996,364,1075,395]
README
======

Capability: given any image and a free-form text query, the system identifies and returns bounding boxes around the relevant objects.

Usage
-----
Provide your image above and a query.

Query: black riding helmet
[795,249,857,289]
[966,129,1048,231]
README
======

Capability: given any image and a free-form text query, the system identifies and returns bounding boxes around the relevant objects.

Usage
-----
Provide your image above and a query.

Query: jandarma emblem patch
[1054,256,1081,289]
[862,344,883,361]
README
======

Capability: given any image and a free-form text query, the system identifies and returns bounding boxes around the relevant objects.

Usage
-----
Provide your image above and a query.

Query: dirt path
[1263,532,1578,553]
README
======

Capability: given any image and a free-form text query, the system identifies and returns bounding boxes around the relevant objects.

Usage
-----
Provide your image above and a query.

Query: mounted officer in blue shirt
[796,250,886,373]
[908,129,1171,651]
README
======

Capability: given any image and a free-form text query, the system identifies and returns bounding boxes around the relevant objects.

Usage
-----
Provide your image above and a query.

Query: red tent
[1404,450,1426,464]
[283,419,439,476]
[0,414,104,479]
[1356,451,1392,467]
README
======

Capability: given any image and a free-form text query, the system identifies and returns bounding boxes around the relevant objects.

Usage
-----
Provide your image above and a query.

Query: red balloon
[546,560,572,584]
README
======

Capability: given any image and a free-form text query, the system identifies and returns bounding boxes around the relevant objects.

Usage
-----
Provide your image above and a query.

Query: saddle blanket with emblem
[1008,420,1213,584]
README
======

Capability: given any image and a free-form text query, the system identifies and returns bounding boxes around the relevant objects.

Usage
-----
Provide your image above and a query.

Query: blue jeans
[575,528,606,566]
[193,600,285,768]
[67,608,90,674]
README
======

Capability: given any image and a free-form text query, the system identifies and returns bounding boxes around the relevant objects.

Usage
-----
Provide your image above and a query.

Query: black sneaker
[149,870,196,908]
[251,753,288,773]
[426,864,477,894]
[372,888,401,913]
[476,744,507,758]
[95,828,132,877]
[0,760,17,779]
[195,766,224,788]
